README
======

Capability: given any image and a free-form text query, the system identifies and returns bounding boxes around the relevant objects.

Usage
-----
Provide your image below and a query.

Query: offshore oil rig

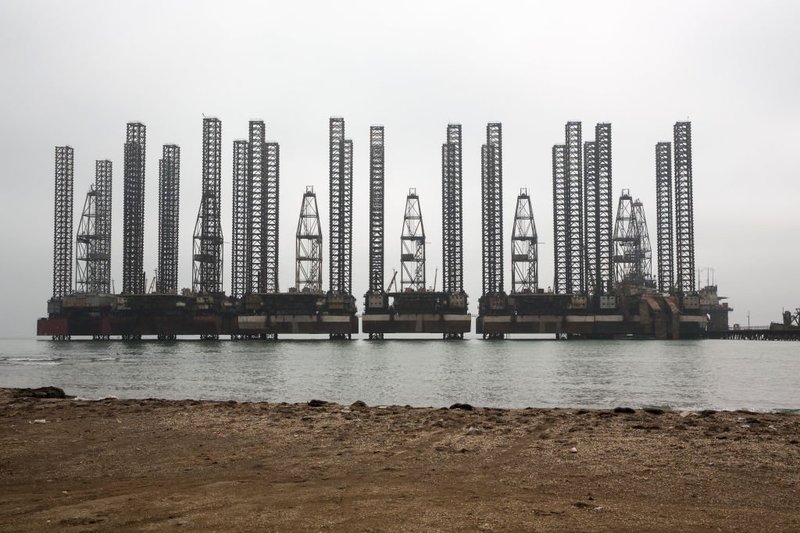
[37,117,730,340]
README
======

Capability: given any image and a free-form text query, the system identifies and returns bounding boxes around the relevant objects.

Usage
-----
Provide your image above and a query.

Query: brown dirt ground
[0,389,799,532]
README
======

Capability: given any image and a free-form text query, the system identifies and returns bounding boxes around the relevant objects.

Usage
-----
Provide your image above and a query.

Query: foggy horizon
[2,0,799,336]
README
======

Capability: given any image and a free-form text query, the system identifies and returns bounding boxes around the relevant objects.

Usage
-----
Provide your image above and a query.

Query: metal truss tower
[94,160,112,294]
[595,123,613,294]
[552,144,567,294]
[296,186,323,292]
[328,117,353,295]
[441,124,463,294]
[158,145,180,294]
[122,123,146,294]
[565,121,584,294]
[75,186,98,293]
[400,188,425,292]
[511,188,538,293]
[481,122,503,295]
[655,142,674,294]
[583,140,598,294]
[231,139,249,299]
[613,189,654,288]
[248,121,264,294]
[673,121,695,293]
[262,142,280,293]
[368,126,385,293]
[192,117,224,294]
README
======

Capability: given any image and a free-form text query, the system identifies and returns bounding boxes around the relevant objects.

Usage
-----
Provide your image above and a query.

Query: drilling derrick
[400,189,425,292]
[296,186,323,292]
[262,142,280,293]
[674,121,695,293]
[94,160,112,294]
[158,145,180,294]
[613,190,654,289]
[231,139,249,299]
[511,188,538,293]
[655,142,674,294]
[248,121,265,294]
[122,123,146,294]
[192,117,224,294]
[75,186,100,293]
[552,144,567,294]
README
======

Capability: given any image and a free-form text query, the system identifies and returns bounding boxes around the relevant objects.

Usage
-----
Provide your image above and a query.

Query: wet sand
[1,388,799,531]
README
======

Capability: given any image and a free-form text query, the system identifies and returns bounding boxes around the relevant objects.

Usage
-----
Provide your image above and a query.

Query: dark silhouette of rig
[39,118,729,340]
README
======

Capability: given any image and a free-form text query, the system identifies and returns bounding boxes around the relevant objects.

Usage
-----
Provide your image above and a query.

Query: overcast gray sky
[1,0,799,337]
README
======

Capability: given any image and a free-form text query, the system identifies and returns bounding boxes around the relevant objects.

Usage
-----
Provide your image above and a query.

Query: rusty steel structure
[192,117,223,294]
[481,123,503,296]
[122,123,146,294]
[328,117,353,296]
[674,121,695,293]
[400,188,425,292]
[655,141,673,294]
[40,117,721,342]
[157,145,180,294]
[511,188,538,293]
[296,186,323,292]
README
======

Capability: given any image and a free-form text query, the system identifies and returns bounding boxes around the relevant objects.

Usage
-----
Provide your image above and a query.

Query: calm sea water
[1,337,798,412]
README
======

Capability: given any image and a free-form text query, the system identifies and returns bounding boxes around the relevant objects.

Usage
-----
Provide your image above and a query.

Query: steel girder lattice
[400,189,426,292]
[192,117,224,294]
[53,146,74,299]
[263,142,280,293]
[511,188,538,293]
[122,123,146,294]
[655,142,674,294]
[75,186,98,294]
[231,139,250,299]
[368,126,385,293]
[673,122,695,293]
[441,124,463,294]
[296,186,323,292]
[328,117,353,295]
[552,144,567,294]
[481,123,503,295]
[583,141,598,294]
[158,145,180,294]
[248,121,265,293]
[595,123,613,295]
[94,160,112,294]
[565,121,584,294]
[613,189,654,288]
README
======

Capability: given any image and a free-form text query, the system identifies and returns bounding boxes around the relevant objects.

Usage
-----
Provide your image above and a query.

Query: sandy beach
[0,387,798,531]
